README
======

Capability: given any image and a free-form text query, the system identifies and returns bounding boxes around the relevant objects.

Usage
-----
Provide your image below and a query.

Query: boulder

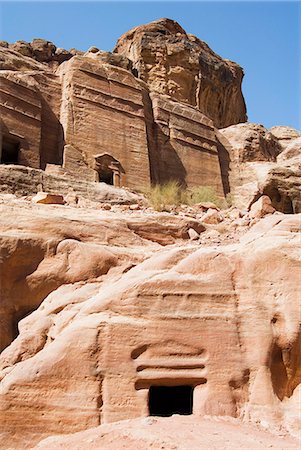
[249,195,276,219]
[188,228,199,240]
[0,46,49,71]
[54,47,73,64]
[87,46,99,53]
[195,202,219,212]
[218,123,281,163]
[31,38,56,62]
[32,192,65,205]
[277,137,301,162]
[217,123,301,212]
[6,38,75,66]
[84,49,132,70]
[201,208,223,224]
[10,40,32,57]
[269,126,301,149]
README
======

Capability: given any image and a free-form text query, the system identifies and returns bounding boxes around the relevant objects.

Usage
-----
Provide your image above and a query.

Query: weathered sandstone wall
[32,72,64,169]
[217,124,301,211]
[0,71,63,169]
[0,74,41,167]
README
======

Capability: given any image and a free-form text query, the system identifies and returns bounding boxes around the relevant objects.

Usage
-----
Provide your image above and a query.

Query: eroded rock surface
[0,193,300,449]
[1,21,227,190]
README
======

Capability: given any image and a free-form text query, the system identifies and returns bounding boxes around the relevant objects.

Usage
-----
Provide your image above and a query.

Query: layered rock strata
[149,93,223,193]
[58,56,152,188]
[0,17,300,450]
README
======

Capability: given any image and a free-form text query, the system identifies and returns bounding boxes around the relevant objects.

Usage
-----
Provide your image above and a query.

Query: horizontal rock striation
[0,18,300,450]
[150,93,224,192]
[58,56,152,189]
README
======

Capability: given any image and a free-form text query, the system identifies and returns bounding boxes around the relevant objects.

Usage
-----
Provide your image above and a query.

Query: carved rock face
[114,18,247,128]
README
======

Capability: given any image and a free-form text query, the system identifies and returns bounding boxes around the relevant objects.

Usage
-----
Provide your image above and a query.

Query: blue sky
[0,1,300,129]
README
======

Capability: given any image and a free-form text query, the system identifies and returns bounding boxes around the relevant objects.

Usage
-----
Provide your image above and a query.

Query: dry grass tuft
[141,181,227,211]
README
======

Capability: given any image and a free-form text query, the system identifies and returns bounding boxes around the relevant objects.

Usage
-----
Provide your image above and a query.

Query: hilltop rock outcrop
[114,18,247,128]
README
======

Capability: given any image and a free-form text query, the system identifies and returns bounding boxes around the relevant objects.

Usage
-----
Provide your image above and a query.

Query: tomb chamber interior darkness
[1,137,19,164]
[148,385,194,417]
[98,168,114,185]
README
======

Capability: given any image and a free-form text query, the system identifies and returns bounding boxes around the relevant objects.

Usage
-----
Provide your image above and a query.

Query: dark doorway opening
[99,169,114,185]
[148,385,193,416]
[1,138,19,164]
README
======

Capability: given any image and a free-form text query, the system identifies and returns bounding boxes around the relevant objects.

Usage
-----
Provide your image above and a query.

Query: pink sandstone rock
[33,416,300,450]
[0,199,300,448]
[114,18,247,128]
[249,195,276,219]
[0,17,300,450]
[201,208,223,224]
[217,123,301,213]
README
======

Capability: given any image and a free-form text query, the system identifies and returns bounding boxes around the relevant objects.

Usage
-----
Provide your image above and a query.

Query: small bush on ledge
[141,181,183,211]
[188,186,221,206]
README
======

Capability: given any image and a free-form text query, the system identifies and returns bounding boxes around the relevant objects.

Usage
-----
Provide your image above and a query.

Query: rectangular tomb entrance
[148,385,194,416]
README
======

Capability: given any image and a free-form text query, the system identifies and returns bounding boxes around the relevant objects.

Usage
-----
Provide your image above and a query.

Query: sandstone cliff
[0,17,300,450]
[1,21,228,192]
